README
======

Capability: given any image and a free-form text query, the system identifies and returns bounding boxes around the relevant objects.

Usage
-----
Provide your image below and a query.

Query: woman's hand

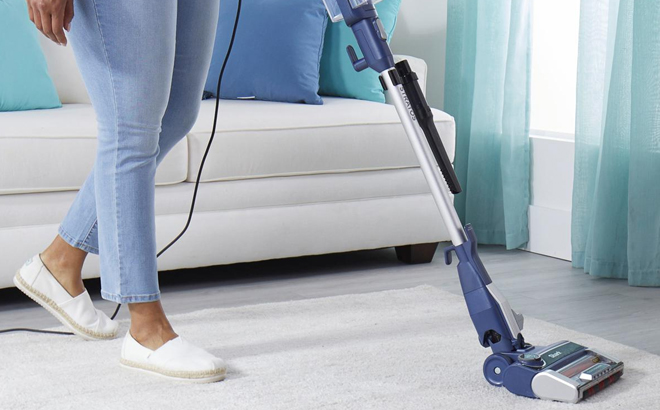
[26,0,74,46]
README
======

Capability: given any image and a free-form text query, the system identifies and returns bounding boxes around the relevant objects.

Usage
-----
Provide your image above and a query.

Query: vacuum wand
[324,0,624,403]
[328,0,523,354]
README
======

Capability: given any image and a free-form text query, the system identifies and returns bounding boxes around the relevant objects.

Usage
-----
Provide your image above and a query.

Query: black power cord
[0,0,243,336]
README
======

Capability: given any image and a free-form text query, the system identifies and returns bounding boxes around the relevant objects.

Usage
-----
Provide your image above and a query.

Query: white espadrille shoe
[13,253,119,340]
[120,331,227,383]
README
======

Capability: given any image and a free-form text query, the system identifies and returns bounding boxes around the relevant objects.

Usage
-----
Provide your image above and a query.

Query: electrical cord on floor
[0,0,242,336]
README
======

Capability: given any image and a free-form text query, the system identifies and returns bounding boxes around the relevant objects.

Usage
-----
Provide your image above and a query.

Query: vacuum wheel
[483,354,513,386]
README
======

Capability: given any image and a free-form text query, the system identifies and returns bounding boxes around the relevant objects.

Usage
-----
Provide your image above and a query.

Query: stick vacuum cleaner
[323,0,624,403]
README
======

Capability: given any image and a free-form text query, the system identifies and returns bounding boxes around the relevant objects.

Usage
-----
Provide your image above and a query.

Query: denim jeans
[58,0,220,303]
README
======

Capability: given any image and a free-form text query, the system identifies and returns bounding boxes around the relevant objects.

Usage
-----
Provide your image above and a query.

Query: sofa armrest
[385,55,428,106]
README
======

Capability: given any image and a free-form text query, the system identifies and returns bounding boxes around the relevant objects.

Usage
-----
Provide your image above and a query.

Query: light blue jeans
[58,0,220,303]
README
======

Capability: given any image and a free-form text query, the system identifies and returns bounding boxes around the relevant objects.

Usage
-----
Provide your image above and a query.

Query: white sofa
[0,37,456,290]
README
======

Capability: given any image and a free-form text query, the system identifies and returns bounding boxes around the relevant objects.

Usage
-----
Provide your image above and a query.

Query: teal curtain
[444,0,532,250]
[572,0,660,286]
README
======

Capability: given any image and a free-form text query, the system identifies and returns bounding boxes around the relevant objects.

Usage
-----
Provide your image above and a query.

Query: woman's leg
[51,0,220,260]
[125,0,221,349]
[40,235,88,297]
[41,87,201,298]
[42,0,220,348]
[62,0,176,300]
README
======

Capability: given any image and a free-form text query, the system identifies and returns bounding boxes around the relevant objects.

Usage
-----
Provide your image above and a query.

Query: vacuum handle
[394,60,462,194]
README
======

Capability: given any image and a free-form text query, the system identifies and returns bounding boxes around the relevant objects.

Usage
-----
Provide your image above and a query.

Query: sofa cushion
[0,167,433,229]
[0,96,456,195]
[0,104,189,195]
[186,96,455,182]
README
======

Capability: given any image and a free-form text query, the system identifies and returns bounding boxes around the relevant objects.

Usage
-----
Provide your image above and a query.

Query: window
[530,0,581,140]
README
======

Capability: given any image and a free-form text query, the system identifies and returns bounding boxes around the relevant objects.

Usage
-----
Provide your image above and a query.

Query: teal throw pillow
[0,0,61,112]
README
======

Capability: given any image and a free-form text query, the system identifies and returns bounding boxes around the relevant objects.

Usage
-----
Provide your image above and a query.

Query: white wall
[391,0,448,110]
[524,136,574,260]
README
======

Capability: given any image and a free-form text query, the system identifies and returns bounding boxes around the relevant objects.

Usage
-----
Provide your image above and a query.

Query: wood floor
[1,244,659,355]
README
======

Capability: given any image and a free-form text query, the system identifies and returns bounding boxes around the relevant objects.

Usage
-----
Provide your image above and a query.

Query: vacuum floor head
[484,340,624,403]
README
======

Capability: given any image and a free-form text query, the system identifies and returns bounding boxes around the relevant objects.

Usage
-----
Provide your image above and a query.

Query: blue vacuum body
[447,225,624,403]
[485,340,624,402]
[325,0,624,403]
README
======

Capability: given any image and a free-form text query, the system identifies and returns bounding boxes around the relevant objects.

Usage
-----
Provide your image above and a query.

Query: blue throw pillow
[319,0,402,103]
[0,0,61,111]
[204,0,328,105]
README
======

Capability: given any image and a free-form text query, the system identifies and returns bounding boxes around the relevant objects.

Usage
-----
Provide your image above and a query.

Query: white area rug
[0,285,656,409]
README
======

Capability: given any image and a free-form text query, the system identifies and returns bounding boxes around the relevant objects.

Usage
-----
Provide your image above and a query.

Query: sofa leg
[395,242,439,264]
